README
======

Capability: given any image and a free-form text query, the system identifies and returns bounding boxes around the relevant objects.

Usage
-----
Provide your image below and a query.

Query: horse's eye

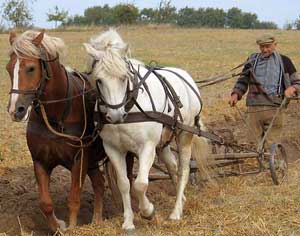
[26,66,35,74]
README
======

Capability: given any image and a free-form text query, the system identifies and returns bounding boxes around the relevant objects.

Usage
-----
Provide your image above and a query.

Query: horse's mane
[11,30,66,59]
[88,28,130,79]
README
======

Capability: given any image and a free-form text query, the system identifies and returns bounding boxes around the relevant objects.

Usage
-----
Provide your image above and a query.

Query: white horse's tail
[191,119,218,185]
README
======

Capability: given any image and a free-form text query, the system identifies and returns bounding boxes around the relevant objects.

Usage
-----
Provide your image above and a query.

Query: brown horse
[6,30,108,233]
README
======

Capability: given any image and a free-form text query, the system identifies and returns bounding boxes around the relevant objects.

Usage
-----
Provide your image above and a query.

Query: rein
[195,57,256,88]
[38,70,89,187]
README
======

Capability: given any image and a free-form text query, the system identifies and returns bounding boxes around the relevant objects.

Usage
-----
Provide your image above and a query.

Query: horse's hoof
[92,216,103,225]
[123,228,136,236]
[57,219,67,231]
[168,212,181,221]
[140,208,156,221]
[52,228,66,236]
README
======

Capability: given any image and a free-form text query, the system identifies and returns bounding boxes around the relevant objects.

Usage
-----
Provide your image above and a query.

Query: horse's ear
[32,29,45,47]
[9,31,17,45]
[83,43,104,60]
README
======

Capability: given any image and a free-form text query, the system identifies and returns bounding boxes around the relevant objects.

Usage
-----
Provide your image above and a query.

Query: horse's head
[6,30,65,121]
[84,29,130,123]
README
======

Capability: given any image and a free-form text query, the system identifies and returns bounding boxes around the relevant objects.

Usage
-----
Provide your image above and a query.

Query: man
[229,33,300,147]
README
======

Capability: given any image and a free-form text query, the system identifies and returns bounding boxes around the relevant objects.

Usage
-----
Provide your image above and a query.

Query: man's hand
[284,86,296,97]
[229,93,238,107]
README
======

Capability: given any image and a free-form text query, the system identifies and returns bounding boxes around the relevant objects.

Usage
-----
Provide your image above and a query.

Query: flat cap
[256,33,276,45]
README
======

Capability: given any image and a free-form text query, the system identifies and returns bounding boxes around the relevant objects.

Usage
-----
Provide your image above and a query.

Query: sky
[1,0,300,29]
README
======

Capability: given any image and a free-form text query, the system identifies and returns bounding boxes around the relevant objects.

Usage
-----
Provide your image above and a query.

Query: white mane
[86,29,130,79]
[11,30,66,59]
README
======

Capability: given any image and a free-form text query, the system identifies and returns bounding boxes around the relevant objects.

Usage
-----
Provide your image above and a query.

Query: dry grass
[1,25,300,236]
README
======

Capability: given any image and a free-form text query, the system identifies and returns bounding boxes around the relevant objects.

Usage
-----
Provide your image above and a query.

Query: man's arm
[229,59,251,106]
[281,55,300,96]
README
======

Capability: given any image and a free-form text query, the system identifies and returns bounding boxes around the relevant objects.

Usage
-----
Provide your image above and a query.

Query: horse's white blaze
[22,105,32,122]
[8,58,20,115]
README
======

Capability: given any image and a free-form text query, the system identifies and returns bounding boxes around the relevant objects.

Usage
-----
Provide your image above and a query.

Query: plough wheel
[269,143,288,185]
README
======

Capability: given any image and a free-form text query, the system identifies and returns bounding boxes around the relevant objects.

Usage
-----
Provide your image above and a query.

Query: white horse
[84,29,207,235]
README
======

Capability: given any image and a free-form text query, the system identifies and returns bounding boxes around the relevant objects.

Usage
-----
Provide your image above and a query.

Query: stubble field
[1,25,300,236]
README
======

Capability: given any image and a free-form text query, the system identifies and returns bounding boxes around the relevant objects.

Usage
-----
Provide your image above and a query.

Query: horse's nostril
[17,106,25,114]
[106,114,112,122]
[122,112,128,120]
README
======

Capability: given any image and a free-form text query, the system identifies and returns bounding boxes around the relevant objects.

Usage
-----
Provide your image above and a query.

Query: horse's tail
[105,154,135,212]
[191,118,218,185]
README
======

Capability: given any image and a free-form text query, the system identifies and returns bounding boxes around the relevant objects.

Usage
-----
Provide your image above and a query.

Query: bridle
[9,48,58,103]
[90,58,140,112]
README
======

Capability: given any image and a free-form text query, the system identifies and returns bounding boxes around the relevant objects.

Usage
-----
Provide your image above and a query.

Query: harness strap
[155,67,203,115]
[132,65,157,112]
[151,70,183,122]
[94,111,224,144]
[59,69,73,131]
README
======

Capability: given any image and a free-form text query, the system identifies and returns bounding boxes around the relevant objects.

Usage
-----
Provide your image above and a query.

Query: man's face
[259,42,277,57]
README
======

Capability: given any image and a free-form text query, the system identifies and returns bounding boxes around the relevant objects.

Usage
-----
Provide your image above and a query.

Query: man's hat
[256,33,276,45]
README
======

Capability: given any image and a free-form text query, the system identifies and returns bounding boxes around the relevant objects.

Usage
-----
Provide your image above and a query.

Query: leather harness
[92,59,223,145]
[10,47,94,136]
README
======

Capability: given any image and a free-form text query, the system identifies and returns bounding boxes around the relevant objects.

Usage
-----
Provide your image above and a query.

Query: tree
[283,21,294,30]
[226,7,243,28]
[255,21,277,29]
[84,5,115,25]
[294,15,300,30]
[112,4,139,24]
[177,7,199,26]
[202,8,226,28]
[2,0,33,28]
[65,14,88,26]
[139,8,157,23]
[241,12,258,29]
[47,6,68,28]
[156,0,177,24]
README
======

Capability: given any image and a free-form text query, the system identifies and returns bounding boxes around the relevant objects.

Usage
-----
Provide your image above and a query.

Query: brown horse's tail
[191,118,218,186]
[105,153,135,212]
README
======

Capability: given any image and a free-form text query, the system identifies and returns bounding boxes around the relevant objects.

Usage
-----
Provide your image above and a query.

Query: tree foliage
[139,8,157,23]
[2,0,33,28]
[155,0,177,24]
[112,4,139,24]
[64,2,278,30]
[294,15,300,30]
[47,6,68,27]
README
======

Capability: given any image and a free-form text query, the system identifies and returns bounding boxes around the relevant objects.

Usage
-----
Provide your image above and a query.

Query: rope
[195,58,255,88]
[40,72,88,188]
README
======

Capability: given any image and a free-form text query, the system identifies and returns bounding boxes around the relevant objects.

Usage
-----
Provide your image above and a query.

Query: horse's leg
[68,152,88,229]
[159,145,178,188]
[88,167,105,224]
[169,132,193,220]
[33,161,66,232]
[126,153,135,186]
[159,146,186,201]
[133,143,156,219]
[104,144,135,232]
